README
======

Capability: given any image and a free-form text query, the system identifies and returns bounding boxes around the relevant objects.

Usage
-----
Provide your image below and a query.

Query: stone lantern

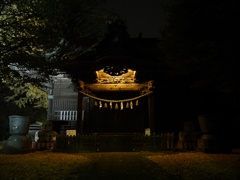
[2,115,32,154]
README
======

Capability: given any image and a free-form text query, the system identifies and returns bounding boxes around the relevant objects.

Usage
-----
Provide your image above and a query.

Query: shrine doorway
[81,93,149,134]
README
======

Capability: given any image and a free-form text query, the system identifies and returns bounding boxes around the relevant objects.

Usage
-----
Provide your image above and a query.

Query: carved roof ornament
[96,66,136,84]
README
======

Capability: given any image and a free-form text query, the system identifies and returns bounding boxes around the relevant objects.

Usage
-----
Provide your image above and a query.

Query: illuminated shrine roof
[64,20,160,83]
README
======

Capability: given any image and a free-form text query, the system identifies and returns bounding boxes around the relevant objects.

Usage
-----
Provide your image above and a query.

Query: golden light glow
[79,72,154,110]
[95,68,136,83]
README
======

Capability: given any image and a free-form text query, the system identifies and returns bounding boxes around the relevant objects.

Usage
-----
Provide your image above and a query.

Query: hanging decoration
[120,102,124,110]
[104,102,108,108]
[99,101,102,109]
[79,90,153,110]
[135,99,139,106]
[130,101,133,109]
[115,103,118,109]
[126,102,129,109]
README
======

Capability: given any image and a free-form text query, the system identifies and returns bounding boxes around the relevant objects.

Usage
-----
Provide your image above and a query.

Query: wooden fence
[52,133,176,152]
[55,134,97,152]
[132,133,176,151]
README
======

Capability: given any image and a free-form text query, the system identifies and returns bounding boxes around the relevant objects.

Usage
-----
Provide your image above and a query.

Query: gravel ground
[0,150,240,180]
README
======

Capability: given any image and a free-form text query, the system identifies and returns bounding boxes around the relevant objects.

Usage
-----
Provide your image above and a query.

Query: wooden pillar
[148,92,155,135]
[77,92,83,134]
[47,84,54,121]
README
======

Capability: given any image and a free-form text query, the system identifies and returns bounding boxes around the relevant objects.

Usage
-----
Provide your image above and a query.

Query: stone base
[197,134,232,153]
[1,135,33,154]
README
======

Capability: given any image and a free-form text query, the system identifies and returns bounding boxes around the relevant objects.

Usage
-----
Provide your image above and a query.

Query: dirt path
[1,150,240,179]
[78,152,178,180]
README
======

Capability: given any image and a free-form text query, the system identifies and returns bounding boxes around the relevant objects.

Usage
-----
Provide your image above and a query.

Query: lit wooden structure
[60,19,160,135]
[77,67,155,135]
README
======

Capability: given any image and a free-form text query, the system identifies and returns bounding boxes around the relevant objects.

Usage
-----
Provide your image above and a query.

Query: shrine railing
[51,133,176,152]
[54,111,78,121]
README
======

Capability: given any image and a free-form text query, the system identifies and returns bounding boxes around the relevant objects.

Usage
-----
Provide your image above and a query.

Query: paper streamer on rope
[79,90,153,110]
[79,90,153,102]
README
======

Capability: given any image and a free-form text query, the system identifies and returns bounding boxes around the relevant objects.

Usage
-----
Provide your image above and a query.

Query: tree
[160,0,239,93]
[155,0,240,132]
[0,0,115,130]
[0,0,111,108]
[1,0,109,82]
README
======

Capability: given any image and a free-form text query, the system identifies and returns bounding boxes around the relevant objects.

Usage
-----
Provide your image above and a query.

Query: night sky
[103,0,170,38]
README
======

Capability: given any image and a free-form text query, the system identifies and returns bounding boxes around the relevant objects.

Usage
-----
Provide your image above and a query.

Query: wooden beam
[84,83,148,92]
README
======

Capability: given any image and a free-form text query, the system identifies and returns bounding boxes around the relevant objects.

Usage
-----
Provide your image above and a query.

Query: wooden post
[47,87,54,120]
[148,92,155,135]
[77,92,83,134]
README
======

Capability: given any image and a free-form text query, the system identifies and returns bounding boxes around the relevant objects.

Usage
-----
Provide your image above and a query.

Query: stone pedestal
[36,121,58,150]
[2,115,32,154]
[197,134,217,153]
[197,115,231,153]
